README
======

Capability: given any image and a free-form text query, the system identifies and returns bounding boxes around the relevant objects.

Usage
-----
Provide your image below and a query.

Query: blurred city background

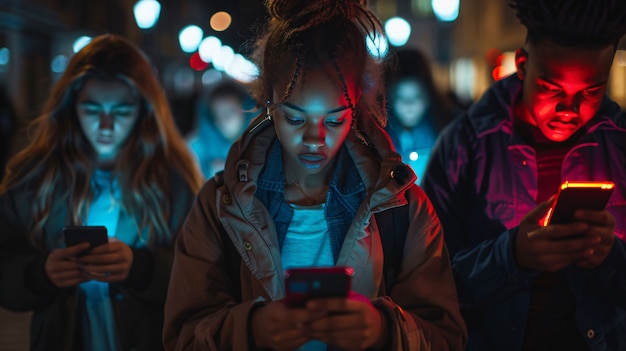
[1,0,626,349]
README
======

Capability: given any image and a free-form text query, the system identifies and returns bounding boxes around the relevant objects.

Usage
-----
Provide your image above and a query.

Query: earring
[266,99,272,121]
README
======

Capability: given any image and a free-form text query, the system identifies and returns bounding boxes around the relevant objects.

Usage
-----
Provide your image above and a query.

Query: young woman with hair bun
[164,1,467,350]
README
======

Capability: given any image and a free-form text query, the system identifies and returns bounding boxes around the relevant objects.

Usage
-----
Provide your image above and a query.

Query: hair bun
[267,0,367,24]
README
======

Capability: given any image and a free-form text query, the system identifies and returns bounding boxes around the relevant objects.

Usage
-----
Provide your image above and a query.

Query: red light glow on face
[517,42,615,142]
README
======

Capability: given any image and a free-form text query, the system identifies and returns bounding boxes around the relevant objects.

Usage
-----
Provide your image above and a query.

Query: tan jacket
[163,112,467,350]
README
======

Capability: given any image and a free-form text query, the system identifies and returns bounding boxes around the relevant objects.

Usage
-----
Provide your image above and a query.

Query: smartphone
[543,181,615,226]
[63,226,109,248]
[284,267,353,308]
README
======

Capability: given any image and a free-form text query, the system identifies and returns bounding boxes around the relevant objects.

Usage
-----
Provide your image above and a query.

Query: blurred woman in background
[0,34,203,351]
[385,48,458,184]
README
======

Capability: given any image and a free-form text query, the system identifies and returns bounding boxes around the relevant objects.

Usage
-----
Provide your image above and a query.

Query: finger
[47,260,84,273]
[51,268,87,281]
[307,297,358,312]
[534,222,588,240]
[542,236,600,254]
[88,242,120,254]
[49,270,90,287]
[528,196,557,224]
[580,226,612,245]
[79,252,125,265]
[59,243,91,257]
[575,209,615,227]
[85,263,128,274]
[307,314,363,332]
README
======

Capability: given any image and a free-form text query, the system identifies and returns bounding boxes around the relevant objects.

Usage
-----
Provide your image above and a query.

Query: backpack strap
[374,196,409,295]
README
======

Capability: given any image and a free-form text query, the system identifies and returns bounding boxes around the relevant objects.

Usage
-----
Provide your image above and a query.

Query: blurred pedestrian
[0,34,203,351]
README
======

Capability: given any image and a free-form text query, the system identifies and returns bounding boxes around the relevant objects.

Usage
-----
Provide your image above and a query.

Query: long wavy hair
[248,0,387,136]
[0,34,203,249]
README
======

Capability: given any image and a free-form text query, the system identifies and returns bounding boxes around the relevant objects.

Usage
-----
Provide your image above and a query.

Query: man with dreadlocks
[422,1,626,350]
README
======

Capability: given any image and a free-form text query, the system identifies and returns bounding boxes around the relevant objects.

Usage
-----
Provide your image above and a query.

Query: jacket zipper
[249,114,271,133]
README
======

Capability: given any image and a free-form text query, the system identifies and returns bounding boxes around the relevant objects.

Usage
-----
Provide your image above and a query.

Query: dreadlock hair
[510,0,626,49]
[248,0,388,133]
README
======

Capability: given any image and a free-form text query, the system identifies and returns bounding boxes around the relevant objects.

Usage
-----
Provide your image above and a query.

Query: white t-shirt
[281,203,333,351]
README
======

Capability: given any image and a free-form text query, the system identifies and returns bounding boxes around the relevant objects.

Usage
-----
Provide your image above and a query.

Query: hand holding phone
[543,181,614,226]
[284,267,352,308]
[516,181,616,272]
[63,226,109,248]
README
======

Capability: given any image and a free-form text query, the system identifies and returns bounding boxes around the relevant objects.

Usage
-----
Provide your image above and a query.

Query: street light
[179,25,204,53]
[385,17,411,47]
[432,0,459,22]
[134,0,161,30]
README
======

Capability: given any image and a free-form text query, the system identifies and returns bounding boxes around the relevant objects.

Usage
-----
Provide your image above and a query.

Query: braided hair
[510,0,626,48]
[249,0,387,130]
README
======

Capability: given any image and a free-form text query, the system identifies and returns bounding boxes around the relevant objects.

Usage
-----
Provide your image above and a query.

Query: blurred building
[1,0,625,133]
[0,0,266,136]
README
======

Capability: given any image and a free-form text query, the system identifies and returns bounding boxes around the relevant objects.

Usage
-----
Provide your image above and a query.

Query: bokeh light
[198,36,222,63]
[179,25,204,53]
[190,52,209,71]
[432,0,459,22]
[225,54,259,83]
[133,0,161,29]
[212,45,235,71]
[210,12,232,32]
[73,36,92,53]
[0,47,9,66]
[51,54,69,73]
[202,69,223,87]
[385,17,411,47]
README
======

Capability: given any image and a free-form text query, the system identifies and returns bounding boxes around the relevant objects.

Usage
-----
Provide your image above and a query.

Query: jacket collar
[222,109,416,211]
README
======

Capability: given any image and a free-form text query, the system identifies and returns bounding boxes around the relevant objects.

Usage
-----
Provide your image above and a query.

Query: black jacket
[0,172,196,351]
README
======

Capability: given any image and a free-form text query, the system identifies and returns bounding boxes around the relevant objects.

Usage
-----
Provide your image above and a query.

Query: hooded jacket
[422,74,626,351]
[163,110,467,350]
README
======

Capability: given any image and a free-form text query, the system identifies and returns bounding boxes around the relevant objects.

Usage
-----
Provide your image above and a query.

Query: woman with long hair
[0,34,203,351]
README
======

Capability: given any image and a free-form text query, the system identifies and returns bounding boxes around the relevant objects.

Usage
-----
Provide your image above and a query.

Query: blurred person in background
[0,34,203,351]
[422,1,626,350]
[0,85,17,181]
[384,48,458,184]
[186,79,256,179]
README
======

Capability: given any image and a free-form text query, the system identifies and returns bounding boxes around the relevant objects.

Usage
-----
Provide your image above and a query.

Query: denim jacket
[256,140,366,261]
[422,75,626,351]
